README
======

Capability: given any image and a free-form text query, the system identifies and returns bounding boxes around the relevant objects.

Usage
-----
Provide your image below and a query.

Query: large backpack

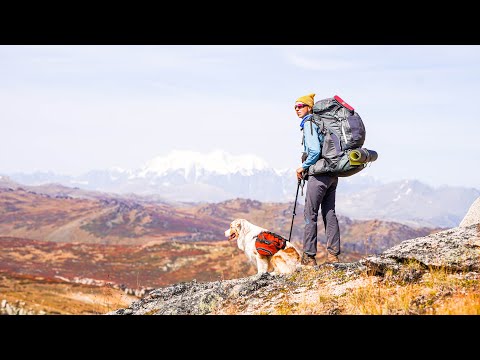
[303,95,378,177]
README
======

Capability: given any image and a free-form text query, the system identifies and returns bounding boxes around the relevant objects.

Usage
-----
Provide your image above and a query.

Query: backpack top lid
[313,95,354,115]
[333,95,354,112]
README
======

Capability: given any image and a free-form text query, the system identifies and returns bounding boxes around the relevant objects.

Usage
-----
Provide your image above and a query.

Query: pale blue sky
[1,45,479,188]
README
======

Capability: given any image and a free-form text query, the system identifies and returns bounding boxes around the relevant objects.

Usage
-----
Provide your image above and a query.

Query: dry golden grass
[344,281,416,314]
[216,302,240,315]
[323,263,480,315]
[236,260,480,316]
[433,293,480,315]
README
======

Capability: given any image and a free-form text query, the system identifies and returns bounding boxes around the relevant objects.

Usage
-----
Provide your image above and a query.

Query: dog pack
[255,231,287,257]
[302,95,378,177]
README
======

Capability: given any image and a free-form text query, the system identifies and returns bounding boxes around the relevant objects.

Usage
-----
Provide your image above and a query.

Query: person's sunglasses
[294,103,309,110]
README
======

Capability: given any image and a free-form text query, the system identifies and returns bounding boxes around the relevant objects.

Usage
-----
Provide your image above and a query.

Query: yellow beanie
[295,93,315,107]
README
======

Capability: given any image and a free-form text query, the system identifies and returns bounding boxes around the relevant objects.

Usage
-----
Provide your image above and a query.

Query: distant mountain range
[3,150,479,228]
[0,183,441,255]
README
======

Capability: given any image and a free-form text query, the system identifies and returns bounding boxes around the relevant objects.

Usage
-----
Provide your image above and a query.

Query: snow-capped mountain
[5,150,480,228]
[9,150,293,202]
[137,150,270,178]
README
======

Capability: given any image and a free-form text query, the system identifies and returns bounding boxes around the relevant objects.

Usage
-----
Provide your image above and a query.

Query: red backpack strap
[262,231,287,248]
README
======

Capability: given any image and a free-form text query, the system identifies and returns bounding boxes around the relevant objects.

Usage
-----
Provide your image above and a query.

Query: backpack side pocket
[344,112,366,149]
[309,128,342,175]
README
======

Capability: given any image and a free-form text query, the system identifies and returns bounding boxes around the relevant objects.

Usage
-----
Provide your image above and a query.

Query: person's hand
[296,167,305,181]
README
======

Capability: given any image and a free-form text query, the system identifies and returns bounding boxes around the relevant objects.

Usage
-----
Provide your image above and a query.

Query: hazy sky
[1,45,479,188]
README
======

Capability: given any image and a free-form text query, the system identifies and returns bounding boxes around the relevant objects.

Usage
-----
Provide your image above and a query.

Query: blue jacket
[301,115,324,170]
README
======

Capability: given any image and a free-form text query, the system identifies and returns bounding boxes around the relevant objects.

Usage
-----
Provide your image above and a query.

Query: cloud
[287,53,356,71]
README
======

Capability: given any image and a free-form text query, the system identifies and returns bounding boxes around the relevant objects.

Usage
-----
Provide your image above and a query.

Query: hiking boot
[301,253,317,266]
[326,252,339,264]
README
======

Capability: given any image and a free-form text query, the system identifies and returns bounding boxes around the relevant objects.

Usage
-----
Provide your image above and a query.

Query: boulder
[459,196,480,227]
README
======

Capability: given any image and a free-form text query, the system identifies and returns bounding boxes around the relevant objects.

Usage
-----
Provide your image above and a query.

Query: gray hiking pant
[303,173,340,257]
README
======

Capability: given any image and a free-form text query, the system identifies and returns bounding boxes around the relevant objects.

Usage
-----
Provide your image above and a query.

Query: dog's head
[224,218,244,242]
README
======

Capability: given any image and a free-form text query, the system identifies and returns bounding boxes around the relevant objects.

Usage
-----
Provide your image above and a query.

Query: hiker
[294,93,341,266]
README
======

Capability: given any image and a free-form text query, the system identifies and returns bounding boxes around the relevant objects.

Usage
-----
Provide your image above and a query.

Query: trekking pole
[288,178,302,242]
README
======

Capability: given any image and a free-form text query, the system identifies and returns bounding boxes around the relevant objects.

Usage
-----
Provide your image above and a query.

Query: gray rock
[459,196,480,227]
[361,224,480,274]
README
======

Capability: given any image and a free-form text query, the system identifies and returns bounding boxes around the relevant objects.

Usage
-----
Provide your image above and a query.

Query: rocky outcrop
[56,276,154,298]
[459,196,480,227]
[0,299,46,315]
[108,262,366,315]
[362,223,480,275]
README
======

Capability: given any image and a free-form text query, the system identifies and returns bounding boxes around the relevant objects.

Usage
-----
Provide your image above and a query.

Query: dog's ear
[235,219,244,230]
